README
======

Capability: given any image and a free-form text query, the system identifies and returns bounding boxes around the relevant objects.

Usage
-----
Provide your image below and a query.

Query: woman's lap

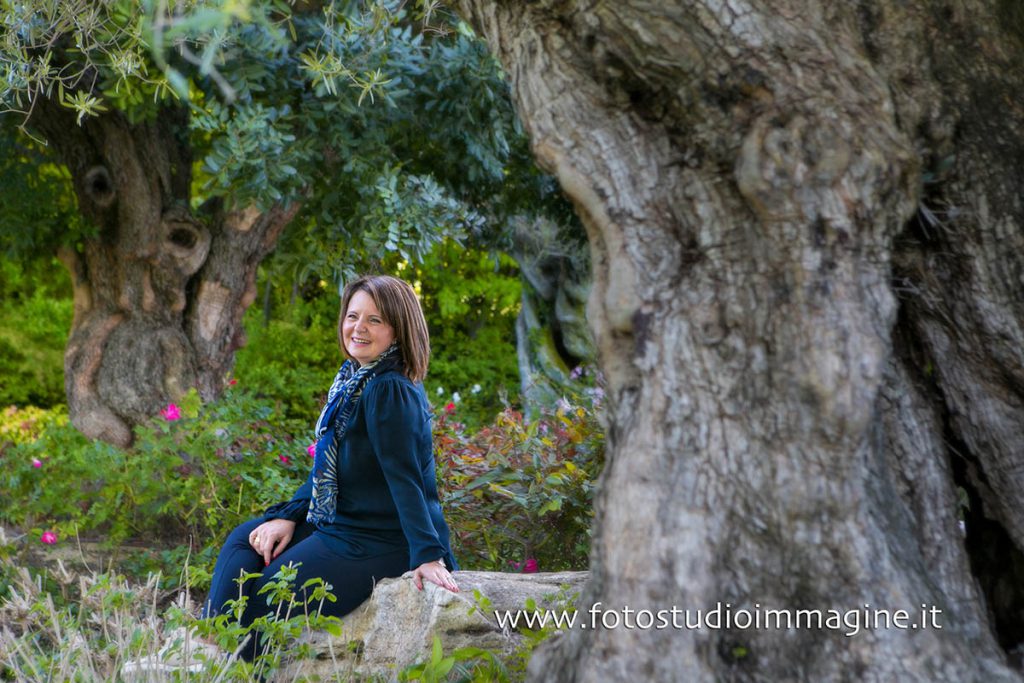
[204,517,410,637]
[255,532,409,618]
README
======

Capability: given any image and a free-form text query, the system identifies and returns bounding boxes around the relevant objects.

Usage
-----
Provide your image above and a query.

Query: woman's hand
[412,560,459,593]
[248,519,296,566]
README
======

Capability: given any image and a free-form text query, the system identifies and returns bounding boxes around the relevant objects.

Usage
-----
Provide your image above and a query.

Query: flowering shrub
[0,372,605,590]
[435,384,604,572]
[0,387,309,586]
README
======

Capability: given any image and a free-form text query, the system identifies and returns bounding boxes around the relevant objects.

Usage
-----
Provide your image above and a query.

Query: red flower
[307,442,317,458]
[228,378,238,386]
[41,531,58,545]
[279,454,291,465]
[444,402,455,414]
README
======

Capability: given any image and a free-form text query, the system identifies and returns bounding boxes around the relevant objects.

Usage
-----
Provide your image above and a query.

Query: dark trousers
[203,517,409,661]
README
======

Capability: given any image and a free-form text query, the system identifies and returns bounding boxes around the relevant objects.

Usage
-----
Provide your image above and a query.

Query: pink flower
[444,402,455,414]
[31,458,43,469]
[160,403,182,421]
[279,454,291,465]
[510,558,539,573]
[307,442,317,458]
[41,531,58,545]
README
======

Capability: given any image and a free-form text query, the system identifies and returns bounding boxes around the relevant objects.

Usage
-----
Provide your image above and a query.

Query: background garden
[0,250,604,581]
[0,1,604,679]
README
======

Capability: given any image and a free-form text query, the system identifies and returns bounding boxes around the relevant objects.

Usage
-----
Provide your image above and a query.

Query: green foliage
[233,287,342,421]
[0,258,72,407]
[436,374,605,572]
[396,241,522,428]
[0,124,88,256]
[0,405,67,445]
[398,635,509,682]
[1,0,572,283]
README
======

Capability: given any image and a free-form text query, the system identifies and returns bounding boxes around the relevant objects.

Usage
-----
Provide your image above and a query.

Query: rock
[279,570,588,680]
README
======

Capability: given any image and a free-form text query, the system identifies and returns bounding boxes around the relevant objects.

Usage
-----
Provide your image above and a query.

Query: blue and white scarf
[307,342,401,526]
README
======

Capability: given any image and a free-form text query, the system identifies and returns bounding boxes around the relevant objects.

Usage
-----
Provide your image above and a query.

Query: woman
[203,274,459,661]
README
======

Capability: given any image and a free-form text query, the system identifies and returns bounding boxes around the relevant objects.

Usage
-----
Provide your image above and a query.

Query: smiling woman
[196,274,459,664]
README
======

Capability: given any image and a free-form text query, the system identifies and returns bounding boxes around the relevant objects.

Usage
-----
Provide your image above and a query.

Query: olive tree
[455,1,1024,680]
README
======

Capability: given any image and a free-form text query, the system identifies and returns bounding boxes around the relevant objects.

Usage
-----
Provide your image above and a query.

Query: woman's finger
[428,571,458,592]
[271,533,291,560]
[262,537,275,566]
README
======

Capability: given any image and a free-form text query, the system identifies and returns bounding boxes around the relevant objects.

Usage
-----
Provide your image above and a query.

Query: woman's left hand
[412,560,459,593]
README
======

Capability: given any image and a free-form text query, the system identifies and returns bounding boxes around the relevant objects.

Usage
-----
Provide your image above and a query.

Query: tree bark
[457,0,1024,680]
[30,101,298,446]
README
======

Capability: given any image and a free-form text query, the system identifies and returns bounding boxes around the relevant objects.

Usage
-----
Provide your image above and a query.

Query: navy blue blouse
[263,370,458,570]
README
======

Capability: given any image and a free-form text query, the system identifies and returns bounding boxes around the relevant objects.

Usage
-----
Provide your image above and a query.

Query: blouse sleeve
[261,469,313,523]
[364,378,448,567]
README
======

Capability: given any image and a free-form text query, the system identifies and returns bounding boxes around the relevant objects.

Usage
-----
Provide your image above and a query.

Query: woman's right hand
[248,518,297,566]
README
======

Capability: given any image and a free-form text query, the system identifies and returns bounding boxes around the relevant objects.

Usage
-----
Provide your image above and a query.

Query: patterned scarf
[307,342,401,526]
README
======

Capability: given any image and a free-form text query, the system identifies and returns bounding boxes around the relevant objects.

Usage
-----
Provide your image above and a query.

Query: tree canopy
[1,0,567,271]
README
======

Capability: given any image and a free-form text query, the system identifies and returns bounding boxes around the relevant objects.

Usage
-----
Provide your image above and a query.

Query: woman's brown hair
[337,274,430,382]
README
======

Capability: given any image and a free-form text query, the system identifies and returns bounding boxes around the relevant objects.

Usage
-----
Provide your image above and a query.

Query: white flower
[452,392,461,403]
[436,386,445,396]
[471,383,482,394]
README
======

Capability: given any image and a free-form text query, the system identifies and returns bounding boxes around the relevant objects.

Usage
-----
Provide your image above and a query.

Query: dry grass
[0,557,168,681]
[0,532,354,682]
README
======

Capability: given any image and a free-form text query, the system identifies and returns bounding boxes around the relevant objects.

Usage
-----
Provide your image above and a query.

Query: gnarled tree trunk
[30,101,298,446]
[457,0,1024,680]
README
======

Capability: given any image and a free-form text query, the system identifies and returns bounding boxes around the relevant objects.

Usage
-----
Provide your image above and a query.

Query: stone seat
[279,570,588,680]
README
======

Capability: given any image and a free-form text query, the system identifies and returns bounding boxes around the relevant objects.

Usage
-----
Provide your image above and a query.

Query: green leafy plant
[0,258,72,408]
[398,635,509,683]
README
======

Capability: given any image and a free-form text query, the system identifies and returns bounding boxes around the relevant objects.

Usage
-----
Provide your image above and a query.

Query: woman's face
[342,290,396,365]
